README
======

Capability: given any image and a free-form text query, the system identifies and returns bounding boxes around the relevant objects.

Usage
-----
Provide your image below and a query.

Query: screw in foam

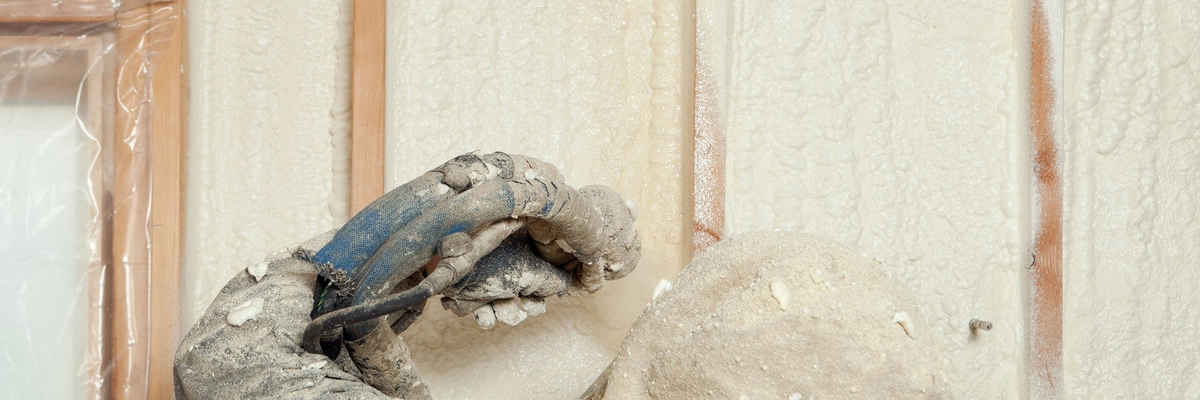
[969,318,993,332]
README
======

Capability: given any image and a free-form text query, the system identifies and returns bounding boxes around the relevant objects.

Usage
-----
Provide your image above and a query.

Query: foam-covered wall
[711,1,1024,397]
[1063,1,1200,397]
[383,1,689,398]
[178,0,1200,397]
[183,0,352,327]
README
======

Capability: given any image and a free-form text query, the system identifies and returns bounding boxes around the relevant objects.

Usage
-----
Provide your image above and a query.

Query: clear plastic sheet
[1,2,180,399]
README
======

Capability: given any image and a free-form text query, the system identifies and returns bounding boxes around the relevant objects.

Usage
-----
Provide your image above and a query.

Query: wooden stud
[350,0,387,212]
[1029,0,1063,397]
[110,6,152,399]
[146,2,187,398]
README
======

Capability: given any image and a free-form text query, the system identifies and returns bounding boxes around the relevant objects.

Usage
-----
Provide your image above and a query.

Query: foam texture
[1063,1,1200,396]
[602,231,951,399]
[183,0,353,328]
[711,1,1023,397]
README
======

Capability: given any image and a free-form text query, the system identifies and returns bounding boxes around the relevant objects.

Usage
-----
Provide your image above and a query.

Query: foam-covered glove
[174,232,429,399]
[437,183,640,329]
[308,152,641,339]
[437,234,573,327]
[179,152,641,398]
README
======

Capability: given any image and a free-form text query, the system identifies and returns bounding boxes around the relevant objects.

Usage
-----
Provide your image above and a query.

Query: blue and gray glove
[177,152,640,399]
[306,152,639,395]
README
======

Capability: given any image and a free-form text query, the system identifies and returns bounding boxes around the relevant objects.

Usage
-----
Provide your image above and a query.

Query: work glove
[175,232,579,399]
[438,181,639,328]
[308,152,640,339]
[176,152,640,398]
[174,232,423,399]
[437,233,576,328]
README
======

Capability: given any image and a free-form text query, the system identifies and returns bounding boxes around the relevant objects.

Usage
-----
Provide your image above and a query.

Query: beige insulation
[176,0,1200,397]
[599,231,950,399]
[183,0,353,328]
[1063,0,1200,397]
[711,1,1024,397]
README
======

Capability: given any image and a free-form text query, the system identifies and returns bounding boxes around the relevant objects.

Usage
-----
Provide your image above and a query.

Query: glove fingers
[472,304,497,329]
[349,178,518,305]
[312,172,451,274]
[521,297,547,317]
[436,234,571,329]
[443,296,548,329]
[491,298,528,326]
[441,297,487,317]
[447,235,572,302]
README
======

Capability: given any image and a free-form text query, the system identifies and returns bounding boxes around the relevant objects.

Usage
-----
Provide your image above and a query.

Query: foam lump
[593,231,949,399]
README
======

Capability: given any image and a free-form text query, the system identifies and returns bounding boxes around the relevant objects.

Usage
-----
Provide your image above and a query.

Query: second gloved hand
[437,182,641,329]
[438,234,573,328]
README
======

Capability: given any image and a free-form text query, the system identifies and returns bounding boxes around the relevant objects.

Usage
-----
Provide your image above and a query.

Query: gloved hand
[308,152,641,340]
[174,232,425,399]
[176,152,640,398]
[438,234,574,328]
[438,183,640,329]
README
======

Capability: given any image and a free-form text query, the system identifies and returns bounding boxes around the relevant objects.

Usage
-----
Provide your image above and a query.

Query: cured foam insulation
[183,0,352,328]
[1063,1,1200,396]
[707,1,1023,397]
[167,0,1200,396]
[386,1,689,398]
[602,232,950,399]
[402,297,614,400]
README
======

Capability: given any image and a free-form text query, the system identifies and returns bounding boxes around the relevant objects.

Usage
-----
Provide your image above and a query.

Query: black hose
[302,283,435,354]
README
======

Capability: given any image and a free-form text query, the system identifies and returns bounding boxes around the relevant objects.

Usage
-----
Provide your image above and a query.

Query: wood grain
[147,2,187,398]
[111,6,152,399]
[350,0,387,212]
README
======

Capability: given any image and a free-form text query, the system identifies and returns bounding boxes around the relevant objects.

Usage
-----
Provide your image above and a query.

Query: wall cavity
[1063,0,1200,397]
[183,0,352,328]
[711,0,1024,397]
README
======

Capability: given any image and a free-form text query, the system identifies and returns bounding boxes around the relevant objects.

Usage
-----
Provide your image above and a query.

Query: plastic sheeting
[0,3,179,399]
